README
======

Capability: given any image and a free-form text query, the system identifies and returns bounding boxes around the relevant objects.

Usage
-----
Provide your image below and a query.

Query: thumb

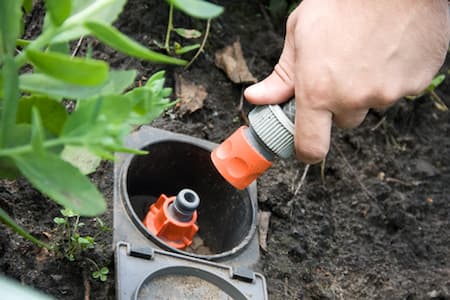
[244,30,297,105]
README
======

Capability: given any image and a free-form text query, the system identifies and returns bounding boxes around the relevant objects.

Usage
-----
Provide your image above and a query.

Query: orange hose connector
[143,189,199,249]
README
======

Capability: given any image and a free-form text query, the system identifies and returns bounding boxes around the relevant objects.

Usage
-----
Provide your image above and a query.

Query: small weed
[92,265,110,282]
[161,0,223,67]
[53,209,110,282]
[406,74,448,111]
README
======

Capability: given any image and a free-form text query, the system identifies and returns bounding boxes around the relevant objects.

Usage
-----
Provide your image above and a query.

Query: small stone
[51,274,63,281]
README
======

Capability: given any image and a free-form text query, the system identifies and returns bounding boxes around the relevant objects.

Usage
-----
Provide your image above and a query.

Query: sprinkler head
[211,99,296,190]
[143,188,200,249]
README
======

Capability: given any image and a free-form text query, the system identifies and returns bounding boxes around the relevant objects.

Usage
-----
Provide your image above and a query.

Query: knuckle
[273,63,294,86]
[372,86,402,107]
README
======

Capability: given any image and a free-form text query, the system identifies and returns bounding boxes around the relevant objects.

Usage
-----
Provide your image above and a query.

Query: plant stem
[0,56,19,148]
[164,4,174,54]
[0,207,53,250]
[185,18,211,69]
[85,257,100,270]
[0,137,81,156]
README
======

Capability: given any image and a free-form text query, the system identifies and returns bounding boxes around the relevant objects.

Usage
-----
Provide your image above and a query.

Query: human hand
[244,0,450,163]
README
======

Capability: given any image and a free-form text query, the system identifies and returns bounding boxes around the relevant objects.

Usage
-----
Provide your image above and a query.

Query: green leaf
[30,108,45,153]
[26,49,109,86]
[167,0,223,19]
[20,70,136,100]
[53,217,67,225]
[174,28,202,39]
[77,236,92,245]
[13,152,106,216]
[0,0,22,55]
[48,42,70,54]
[84,21,187,65]
[60,208,77,217]
[52,0,127,43]
[62,95,131,138]
[174,43,200,55]
[425,74,446,93]
[45,0,71,26]
[4,124,32,148]
[0,72,3,98]
[100,267,109,274]
[23,0,34,14]
[60,95,139,158]
[16,38,32,47]
[61,98,103,138]
[17,96,68,135]
[126,88,172,125]
[61,146,102,175]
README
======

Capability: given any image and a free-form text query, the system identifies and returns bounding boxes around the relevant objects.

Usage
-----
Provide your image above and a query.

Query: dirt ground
[1,1,449,299]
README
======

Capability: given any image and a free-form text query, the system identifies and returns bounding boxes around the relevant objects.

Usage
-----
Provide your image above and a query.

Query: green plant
[92,265,110,282]
[54,209,96,261]
[0,0,186,246]
[53,208,110,281]
[405,74,448,111]
[162,0,224,67]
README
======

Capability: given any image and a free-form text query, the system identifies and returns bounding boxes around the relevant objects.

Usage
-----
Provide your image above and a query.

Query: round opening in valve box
[120,140,257,260]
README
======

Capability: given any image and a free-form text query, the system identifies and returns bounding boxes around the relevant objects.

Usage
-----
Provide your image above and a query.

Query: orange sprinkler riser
[211,100,296,190]
[143,189,200,249]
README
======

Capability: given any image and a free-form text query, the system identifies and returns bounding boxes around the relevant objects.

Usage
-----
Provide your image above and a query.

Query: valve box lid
[116,242,268,300]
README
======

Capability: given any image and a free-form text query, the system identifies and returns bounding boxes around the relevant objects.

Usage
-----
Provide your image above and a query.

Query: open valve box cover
[113,126,268,299]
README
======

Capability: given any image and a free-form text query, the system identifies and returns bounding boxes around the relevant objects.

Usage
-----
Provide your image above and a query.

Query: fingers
[332,108,369,129]
[244,63,295,105]
[294,101,333,164]
[244,15,297,106]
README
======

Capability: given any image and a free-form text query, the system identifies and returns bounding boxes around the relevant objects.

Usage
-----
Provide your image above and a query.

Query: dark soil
[1,1,450,299]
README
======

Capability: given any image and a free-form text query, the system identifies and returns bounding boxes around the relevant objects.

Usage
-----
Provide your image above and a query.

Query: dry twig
[72,36,84,57]
[293,164,310,196]
[83,272,91,300]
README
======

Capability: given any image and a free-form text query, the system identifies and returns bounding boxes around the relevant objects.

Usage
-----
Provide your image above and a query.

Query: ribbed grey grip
[248,101,295,159]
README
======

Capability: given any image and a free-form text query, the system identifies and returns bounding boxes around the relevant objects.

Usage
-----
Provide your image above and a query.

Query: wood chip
[215,40,257,84]
[258,211,271,252]
[175,75,208,116]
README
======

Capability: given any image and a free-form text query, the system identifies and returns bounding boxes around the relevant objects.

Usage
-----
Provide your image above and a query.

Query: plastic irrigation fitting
[211,99,295,190]
[143,189,200,249]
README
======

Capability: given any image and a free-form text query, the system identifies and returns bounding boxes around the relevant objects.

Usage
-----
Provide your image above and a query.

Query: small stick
[371,116,386,131]
[72,36,84,57]
[320,158,326,184]
[185,19,211,69]
[294,164,310,196]
[83,272,91,300]
[385,177,422,187]
[284,276,289,297]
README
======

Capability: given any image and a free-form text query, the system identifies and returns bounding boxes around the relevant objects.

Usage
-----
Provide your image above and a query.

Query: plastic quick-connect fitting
[143,189,200,249]
[211,99,296,190]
